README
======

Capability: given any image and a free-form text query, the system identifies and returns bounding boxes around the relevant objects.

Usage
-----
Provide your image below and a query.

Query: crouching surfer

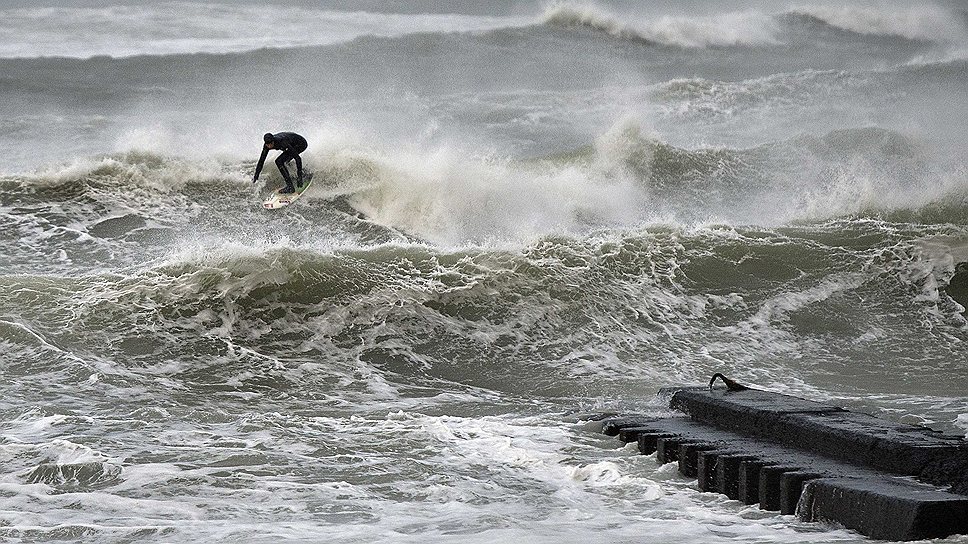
[253,132,308,194]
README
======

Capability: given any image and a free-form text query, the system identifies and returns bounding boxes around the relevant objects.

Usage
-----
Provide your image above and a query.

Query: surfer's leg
[293,140,307,187]
[293,154,304,187]
[275,152,295,191]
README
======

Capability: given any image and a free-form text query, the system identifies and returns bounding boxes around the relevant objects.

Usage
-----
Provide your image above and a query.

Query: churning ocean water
[1,0,968,541]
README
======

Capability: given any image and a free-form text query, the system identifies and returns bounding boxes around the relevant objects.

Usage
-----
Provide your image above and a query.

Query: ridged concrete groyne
[592,379,968,541]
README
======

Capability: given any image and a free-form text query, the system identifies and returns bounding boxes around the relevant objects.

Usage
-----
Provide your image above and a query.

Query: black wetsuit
[253,132,308,189]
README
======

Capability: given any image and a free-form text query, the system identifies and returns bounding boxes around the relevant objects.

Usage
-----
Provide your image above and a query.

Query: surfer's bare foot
[280,185,295,194]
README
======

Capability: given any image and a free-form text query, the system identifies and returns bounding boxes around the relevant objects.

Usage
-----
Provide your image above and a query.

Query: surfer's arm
[253,146,269,182]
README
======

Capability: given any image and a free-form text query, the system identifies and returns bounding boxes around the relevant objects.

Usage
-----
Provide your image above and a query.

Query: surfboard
[262,172,314,210]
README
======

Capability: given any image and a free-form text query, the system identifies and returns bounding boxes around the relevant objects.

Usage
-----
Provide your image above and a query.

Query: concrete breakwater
[590,379,968,541]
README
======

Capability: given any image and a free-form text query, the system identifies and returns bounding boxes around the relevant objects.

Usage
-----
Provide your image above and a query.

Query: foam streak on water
[1,0,967,542]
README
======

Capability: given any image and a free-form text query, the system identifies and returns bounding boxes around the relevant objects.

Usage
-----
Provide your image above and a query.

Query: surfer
[253,132,308,194]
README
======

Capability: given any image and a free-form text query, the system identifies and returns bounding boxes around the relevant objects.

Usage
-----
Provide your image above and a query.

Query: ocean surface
[2,1,968,542]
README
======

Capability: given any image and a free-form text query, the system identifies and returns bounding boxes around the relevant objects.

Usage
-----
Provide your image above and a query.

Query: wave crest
[22,151,235,192]
[789,4,967,42]
[542,2,778,48]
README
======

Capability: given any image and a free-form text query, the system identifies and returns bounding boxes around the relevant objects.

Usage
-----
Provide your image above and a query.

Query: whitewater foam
[312,140,650,246]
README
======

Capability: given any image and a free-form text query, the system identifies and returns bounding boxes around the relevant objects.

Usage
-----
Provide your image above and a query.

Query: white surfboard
[262,172,314,210]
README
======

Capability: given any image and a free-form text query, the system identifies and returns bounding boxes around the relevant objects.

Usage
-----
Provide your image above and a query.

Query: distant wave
[542,1,967,48]
[0,2,528,59]
[789,4,968,43]
[5,1,965,60]
[542,2,779,48]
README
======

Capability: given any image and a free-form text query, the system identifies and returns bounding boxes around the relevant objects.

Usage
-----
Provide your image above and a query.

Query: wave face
[2,1,968,542]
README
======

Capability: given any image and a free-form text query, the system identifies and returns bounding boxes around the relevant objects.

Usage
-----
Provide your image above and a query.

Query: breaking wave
[8,122,966,253]
[789,4,968,43]
[542,2,967,48]
[542,2,779,48]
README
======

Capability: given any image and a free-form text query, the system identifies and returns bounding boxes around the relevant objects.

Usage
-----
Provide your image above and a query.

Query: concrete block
[800,478,968,540]
[759,465,801,511]
[716,454,758,500]
[637,432,676,456]
[678,443,715,478]
[779,471,822,515]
